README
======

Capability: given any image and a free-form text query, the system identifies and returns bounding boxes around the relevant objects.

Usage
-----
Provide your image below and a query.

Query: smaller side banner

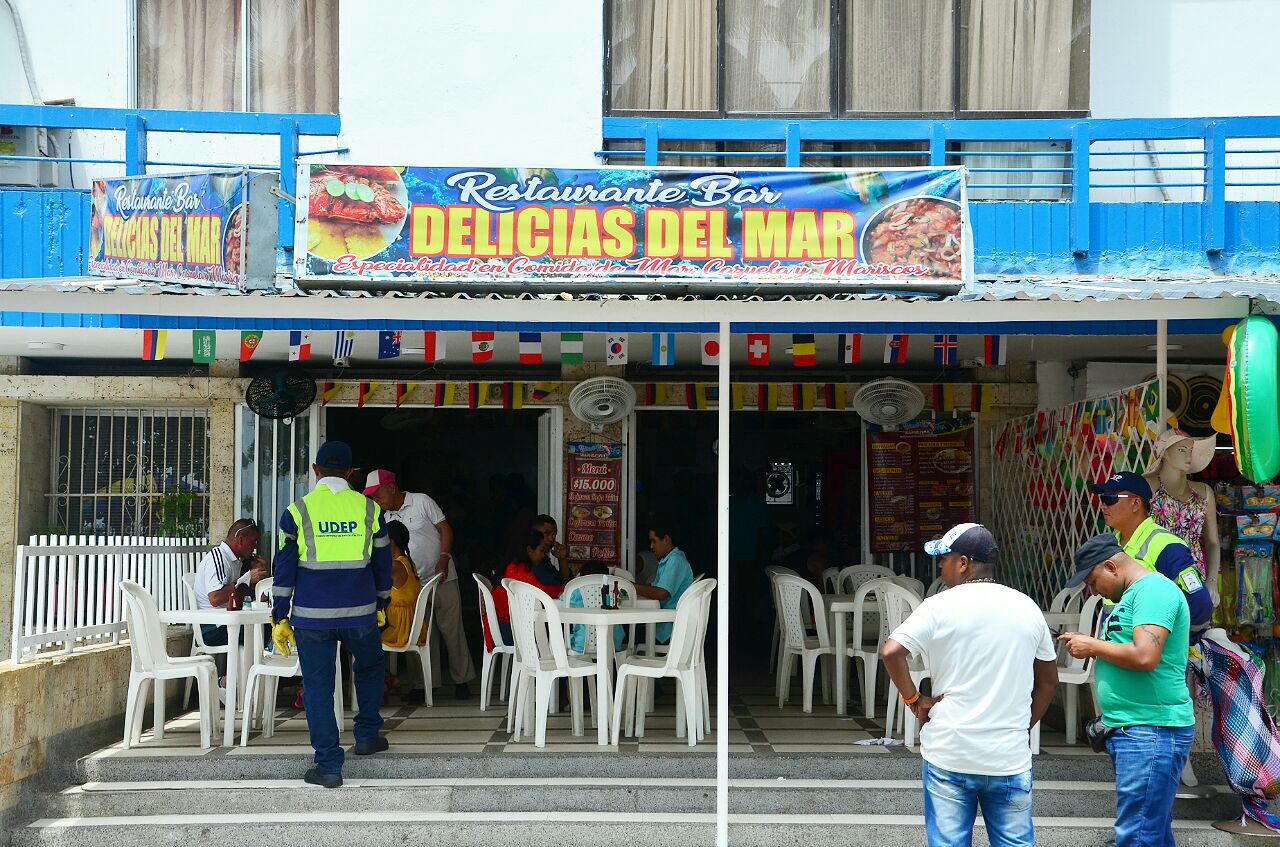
[89,170,249,284]
[565,442,624,566]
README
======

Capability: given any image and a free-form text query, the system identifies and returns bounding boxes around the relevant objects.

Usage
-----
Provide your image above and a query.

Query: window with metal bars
[50,408,210,537]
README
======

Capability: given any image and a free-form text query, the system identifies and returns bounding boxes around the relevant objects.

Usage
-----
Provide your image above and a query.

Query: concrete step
[75,748,1232,786]
[11,810,1252,847]
[41,776,1242,820]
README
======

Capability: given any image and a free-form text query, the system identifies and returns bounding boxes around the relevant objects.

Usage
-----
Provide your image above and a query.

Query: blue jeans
[199,623,227,647]
[295,624,385,775]
[922,761,1034,847]
[1106,724,1195,847]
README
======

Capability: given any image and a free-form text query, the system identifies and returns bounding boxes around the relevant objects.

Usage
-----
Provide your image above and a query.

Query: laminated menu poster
[867,420,976,553]
[565,442,623,565]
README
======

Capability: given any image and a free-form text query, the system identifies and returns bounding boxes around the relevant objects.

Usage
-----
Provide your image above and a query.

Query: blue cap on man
[314,440,353,471]
[1089,471,1152,501]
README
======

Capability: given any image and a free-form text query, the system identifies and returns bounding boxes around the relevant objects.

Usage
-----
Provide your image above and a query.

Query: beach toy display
[1219,317,1280,483]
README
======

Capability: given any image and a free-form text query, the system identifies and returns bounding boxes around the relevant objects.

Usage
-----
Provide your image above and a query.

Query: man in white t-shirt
[882,523,1059,847]
[365,470,476,698]
[193,519,268,646]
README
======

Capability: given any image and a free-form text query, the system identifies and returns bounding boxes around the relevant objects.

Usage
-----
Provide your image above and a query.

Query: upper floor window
[607,0,1089,116]
[137,0,338,113]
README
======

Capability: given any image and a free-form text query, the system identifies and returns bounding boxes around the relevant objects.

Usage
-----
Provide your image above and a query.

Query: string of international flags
[140,329,1010,367]
[315,379,995,414]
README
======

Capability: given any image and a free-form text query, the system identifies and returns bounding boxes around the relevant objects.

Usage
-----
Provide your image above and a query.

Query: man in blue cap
[271,440,392,788]
[1091,471,1212,642]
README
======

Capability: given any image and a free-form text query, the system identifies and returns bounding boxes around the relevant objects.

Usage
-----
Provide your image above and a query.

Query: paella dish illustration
[861,196,963,278]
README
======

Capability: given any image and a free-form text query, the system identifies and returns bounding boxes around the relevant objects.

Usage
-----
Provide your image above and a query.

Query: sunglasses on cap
[1097,493,1137,506]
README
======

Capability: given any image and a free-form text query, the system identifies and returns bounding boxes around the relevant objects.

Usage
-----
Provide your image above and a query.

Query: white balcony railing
[10,535,207,663]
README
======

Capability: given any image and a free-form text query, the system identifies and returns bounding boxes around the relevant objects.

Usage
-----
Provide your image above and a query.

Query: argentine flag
[651,332,676,366]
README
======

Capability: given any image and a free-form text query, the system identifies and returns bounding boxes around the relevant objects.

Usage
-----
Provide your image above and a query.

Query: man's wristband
[900,690,921,707]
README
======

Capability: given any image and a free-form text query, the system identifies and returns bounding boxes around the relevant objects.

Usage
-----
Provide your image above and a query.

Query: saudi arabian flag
[560,332,584,364]
[192,330,216,363]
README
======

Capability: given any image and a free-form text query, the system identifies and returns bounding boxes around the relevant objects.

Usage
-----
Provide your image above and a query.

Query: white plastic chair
[612,579,717,745]
[180,571,232,708]
[821,567,841,594]
[765,564,800,674]
[1050,584,1086,616]
[889,576,926,598]
[239,649,300,746]
[505,579,597,747]
[120,580,217,749]
[925,576,948,597]
[474,574,516,712]
[876,581,928,746]
[562,573,637,662]
[835,564,895,595]
[382,573,440,707]
[774,572,835,713]
[847,576,898,718]
[1060,594,1105,745]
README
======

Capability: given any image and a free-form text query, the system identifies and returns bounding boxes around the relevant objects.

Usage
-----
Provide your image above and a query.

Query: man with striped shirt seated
[193,518,267,646]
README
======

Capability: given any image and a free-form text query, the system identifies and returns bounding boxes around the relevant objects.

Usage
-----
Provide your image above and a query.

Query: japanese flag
[701,333,721,366]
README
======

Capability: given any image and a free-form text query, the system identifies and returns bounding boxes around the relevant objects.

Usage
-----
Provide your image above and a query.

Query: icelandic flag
[606,334,628,365]
[933,334,958,367]
[142,330,167,361]
[333,330,355,360]
[518,332,542,365]
[288,331,311,362]
[377,331,402,359]
[984,335,1008,366]
[423,331,446,362]
[651,333,675,366]
[883,334,909,365]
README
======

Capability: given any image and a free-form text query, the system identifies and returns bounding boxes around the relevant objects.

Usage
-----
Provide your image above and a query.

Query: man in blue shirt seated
[634,520,695,643]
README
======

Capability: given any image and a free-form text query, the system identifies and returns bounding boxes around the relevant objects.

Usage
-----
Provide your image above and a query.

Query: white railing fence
[990,381,1163,607]
[10,535,208,663]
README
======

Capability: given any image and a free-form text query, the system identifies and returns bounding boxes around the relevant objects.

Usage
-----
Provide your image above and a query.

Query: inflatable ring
[1227,316,1280,482]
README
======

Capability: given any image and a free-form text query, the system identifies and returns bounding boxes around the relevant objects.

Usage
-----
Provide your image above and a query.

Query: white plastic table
[826,594,861,717]
[159,606,270,747]
[557,605,677,745]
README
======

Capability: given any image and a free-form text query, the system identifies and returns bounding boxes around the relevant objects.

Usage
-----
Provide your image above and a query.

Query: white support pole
[1156,318,1169,429]
[715,319,730,847]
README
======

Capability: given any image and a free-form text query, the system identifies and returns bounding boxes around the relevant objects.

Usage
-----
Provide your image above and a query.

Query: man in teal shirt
[635,521,694,643]
[1059,534,1193,847]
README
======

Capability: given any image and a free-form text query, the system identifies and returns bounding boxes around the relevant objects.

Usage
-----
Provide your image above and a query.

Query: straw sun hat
[1145,428,1217,475]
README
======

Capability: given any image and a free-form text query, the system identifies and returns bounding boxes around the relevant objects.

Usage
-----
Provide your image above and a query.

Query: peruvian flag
[883,334,909,365]
[746,334,770,366]
[472,331,495,363]
[423,331,446,362]
[701,333,721,366]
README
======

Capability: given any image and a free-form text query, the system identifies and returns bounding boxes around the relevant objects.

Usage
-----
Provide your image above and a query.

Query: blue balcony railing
[0,105,341,278]
[602,116,1280,278]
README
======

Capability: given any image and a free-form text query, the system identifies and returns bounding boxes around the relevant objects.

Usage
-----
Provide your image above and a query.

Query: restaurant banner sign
[89,170,278,288]
[565,442,624,566]
[296,165,967,285]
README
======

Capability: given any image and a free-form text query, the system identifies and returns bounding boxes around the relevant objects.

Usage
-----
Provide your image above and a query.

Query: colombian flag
[142,330,167,361]
[757,383,780,412]
[501,382,524,409]
[530,381,558,402]
[321,381,340,406]
[358,382,378,408]
[971,384,993,413]
[395,383,415,407]
[434,383,454,407]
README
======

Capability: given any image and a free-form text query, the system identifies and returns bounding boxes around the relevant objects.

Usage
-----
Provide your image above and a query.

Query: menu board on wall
[565,442,624,565]
[867,420,977,553]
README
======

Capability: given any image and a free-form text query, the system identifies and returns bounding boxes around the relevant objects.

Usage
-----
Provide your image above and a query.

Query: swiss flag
[472,331,495,363]
[747,333,770,366]
[701,333,720,366]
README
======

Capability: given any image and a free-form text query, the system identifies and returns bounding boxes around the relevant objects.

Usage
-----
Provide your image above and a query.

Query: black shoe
[353,736,389,756]
[455,683,471,700]
[303,767,342,788]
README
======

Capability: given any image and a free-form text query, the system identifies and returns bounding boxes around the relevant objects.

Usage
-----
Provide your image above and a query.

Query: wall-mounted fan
[245,372,316,421]
[853,378,926,428]
[568,377,636,432]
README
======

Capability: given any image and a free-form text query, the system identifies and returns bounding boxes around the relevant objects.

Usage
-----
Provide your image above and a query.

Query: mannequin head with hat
[1141,427,1221,601]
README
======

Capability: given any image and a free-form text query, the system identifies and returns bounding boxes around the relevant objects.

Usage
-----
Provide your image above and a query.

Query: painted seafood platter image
[861,196,962,278]
[306,165,409,261]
